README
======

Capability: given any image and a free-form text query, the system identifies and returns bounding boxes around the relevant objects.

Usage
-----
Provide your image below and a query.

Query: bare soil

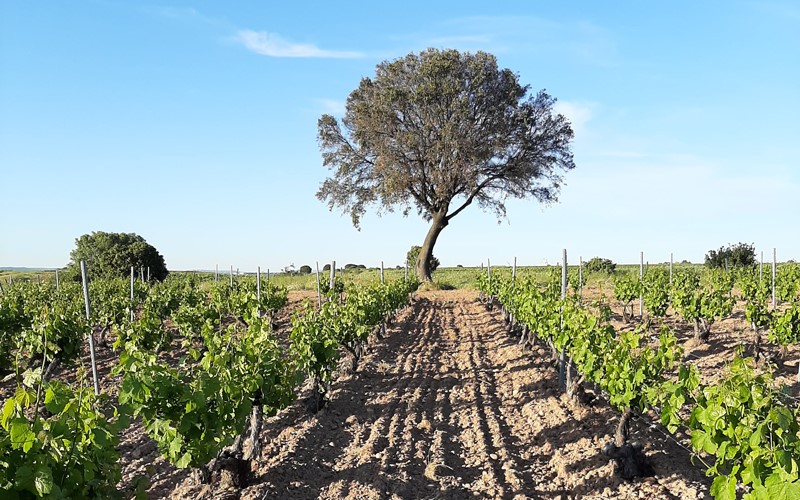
[160,290,712,499]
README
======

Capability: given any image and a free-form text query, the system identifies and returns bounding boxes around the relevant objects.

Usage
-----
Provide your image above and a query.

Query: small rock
[489,453,498,460]
[345,415,357,425]
[289,481,301,489]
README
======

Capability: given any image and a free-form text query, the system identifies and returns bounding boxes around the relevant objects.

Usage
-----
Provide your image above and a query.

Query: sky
[1,1,798,271]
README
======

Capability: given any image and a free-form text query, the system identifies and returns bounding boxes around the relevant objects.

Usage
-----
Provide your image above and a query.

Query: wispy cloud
[316,99,346,115]
[393,15,619,66]
[749,1,800,22]
[424,34,495,50]
[234,30,363,58]
[561,158,797,224]
[553,100,593,137]
[147,5,234,29]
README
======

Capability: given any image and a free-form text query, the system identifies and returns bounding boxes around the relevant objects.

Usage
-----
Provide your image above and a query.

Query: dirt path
[168,290,710,499]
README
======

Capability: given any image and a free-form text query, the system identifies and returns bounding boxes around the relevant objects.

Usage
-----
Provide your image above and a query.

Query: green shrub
[584,257,616,274]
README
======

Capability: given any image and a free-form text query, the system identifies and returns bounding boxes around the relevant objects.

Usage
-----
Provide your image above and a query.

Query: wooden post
[639,251,644,318]
[257,266,261,302]
[230,265,233,287]
[772,248,777,309]
[559,249,567,391]
[487,258,491,287]
[80,261,100,396]
[669,253,673,283]
[37,274,41,284]
[404,262,408,282]
[147,266,150,282]
[130,266,135,322]
[215,264,218,283]
[760,251,764,282]
[329,261,336,291]
[315,262,322,309]
[140,267,145,284]
[55,269,60,291]
[578,256,583,297]
[512,257,517,285]
[380,261,384,284]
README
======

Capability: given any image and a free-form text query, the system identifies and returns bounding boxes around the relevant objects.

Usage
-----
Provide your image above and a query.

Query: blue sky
[1,1,798,271]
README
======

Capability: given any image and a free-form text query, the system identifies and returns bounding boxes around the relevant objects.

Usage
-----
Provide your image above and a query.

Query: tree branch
[445,174,501,222]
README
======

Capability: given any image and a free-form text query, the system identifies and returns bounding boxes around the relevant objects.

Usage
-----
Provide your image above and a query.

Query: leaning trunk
[694,318,710,342]
[243,403,264,461]
[416,214,448,282]
[615,408,633,448]
[752,324,762,360]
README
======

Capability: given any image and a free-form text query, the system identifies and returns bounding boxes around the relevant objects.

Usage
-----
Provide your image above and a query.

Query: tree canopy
[317,48,575,280]
[64,231,168,281]
[705,242,757,269]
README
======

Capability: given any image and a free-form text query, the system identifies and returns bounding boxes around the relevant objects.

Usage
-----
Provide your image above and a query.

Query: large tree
[64,231,168,281]
[317,48,575,281]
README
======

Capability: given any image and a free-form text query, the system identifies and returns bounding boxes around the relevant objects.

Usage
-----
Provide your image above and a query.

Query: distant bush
[407,245,440,273]
[584,257,616,274]
[344,263,366,270]
[322,263,331,272]
[705,242,756,269]
[298,265,312,274]
[64,231,168,282]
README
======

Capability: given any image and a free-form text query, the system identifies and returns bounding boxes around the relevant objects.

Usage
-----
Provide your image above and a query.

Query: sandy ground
[159,290,711,499]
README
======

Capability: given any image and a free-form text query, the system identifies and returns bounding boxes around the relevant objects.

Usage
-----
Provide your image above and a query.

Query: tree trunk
[752,324,762,360]
[416,214,448,281]
[519,324,530,347]
[615,408,633,447]
[243,403,264,461]
[694,318,710,342]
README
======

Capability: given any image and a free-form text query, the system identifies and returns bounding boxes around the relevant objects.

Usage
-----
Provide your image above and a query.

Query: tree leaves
[318,49,575,278]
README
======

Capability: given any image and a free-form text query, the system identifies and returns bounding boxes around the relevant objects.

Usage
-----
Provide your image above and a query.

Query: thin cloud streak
[316,99,346,115]
[553,100,593,137]
[235,30,364,58]
[433,15,619,66]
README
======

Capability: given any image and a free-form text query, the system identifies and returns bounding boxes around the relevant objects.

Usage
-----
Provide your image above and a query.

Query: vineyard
[1,262,800,499]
